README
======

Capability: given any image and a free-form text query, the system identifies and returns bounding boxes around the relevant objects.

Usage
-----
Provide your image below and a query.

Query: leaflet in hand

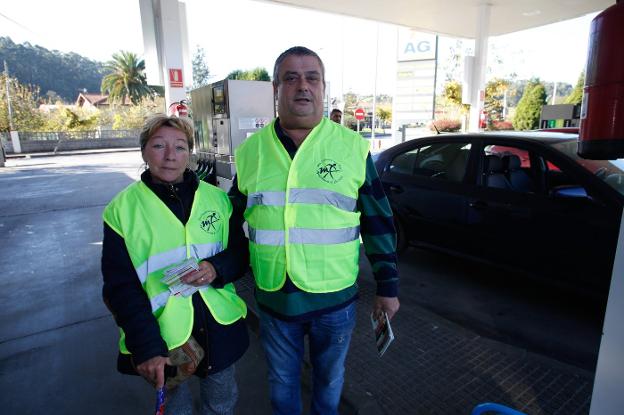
[161,258,200,297]
[370,311,395,357]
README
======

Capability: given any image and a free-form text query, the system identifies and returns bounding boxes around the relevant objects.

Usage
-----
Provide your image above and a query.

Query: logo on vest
[199,210,221,234]
[316,159,343,184]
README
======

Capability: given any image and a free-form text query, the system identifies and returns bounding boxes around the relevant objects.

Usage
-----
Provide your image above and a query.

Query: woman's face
[142,126,190,184]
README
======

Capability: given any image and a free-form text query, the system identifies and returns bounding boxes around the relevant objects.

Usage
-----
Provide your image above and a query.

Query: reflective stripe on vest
[289,188,357,212]
[247,189,356,212]
[103,181,247,353]
[248,225,360,246]
[235,117,369,293]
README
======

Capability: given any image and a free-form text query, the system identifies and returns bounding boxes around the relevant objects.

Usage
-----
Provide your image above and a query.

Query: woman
[102,114,249,414]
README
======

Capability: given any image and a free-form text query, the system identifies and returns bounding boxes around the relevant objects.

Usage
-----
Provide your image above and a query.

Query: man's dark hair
[330,109,342,115]
[273,46,326,88]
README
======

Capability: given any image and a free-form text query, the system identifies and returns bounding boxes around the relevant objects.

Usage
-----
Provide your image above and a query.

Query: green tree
[443,80,463,106]
[192,46,211,88]
[512,79,547,130]
[484,78,511,124]
[439,80,469,126]
[101,51,153,105]
[227,67,270,81]
[376,107,391,133]
[0,36,105,102]
[61,108,98,131]
[101,96,166,130]
[564,71,585,105]
[0,73,44,131]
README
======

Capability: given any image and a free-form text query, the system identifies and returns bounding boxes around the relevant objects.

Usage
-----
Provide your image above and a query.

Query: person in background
[231,46,400,415]
[102,114,249,415]
[330,108,343,124]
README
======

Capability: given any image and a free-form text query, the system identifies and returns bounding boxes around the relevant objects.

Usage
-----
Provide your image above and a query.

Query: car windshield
[553,141,624,197]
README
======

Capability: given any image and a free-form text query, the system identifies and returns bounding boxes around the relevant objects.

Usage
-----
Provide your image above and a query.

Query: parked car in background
[374,131,624,297]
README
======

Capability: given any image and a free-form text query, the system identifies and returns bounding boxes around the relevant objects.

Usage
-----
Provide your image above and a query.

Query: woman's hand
[136,355,171,389]
[181,260,217,286]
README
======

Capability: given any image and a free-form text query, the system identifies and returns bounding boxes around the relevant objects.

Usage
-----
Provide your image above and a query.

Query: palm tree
[101,51,153,105]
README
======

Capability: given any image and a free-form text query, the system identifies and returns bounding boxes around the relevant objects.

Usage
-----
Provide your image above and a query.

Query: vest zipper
[168,184,186,223]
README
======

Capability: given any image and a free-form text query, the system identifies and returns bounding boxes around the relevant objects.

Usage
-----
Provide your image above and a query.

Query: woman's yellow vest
[235,117,369,293]
[103,180,247,354]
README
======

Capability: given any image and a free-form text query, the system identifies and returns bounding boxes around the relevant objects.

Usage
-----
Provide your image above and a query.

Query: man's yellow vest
[103,180,247,354]
[235,117,369,293]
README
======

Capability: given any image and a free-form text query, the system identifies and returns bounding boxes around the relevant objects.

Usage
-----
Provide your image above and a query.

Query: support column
[139,0,189,111]
[10,131,21,154]
[468,3,491,132]
[590,207,624,414]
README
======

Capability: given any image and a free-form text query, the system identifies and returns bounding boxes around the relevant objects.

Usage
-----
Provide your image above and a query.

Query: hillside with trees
[0,37,105,102]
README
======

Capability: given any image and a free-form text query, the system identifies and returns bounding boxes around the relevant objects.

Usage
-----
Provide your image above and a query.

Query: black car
[374,131,624,296]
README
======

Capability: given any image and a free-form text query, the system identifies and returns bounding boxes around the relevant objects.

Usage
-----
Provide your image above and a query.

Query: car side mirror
[550,185,590,200]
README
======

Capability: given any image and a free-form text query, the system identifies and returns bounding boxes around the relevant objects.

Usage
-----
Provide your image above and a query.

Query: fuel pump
[189,79,274,191]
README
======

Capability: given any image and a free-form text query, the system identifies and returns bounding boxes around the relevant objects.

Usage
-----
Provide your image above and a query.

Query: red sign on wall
[169,69,183,88]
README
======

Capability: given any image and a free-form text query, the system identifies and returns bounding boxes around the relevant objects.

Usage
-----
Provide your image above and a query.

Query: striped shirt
[229,118,398,321]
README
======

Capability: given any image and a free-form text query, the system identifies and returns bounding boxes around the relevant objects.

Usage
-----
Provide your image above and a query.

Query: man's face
[274,54,325,130]
[330,111,342,123]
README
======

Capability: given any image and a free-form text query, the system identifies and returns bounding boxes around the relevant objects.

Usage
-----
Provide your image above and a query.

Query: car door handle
[389,185,404,193]
[469,200,488,210]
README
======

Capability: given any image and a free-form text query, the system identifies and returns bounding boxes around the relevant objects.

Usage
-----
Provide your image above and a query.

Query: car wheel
[394,216,407,254]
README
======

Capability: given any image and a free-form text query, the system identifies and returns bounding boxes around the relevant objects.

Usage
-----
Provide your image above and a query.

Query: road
[0,151,603,413]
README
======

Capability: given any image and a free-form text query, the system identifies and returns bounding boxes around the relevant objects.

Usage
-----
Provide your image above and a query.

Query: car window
[388,142,471,183]
[552,140,624,197]
[543,158,590,197]
[482,144,537,193]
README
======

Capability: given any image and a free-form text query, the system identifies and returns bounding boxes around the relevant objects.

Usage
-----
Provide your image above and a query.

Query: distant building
[75,92,130,111]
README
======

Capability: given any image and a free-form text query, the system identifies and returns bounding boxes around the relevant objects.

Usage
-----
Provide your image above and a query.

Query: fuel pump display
[190,79,275,191]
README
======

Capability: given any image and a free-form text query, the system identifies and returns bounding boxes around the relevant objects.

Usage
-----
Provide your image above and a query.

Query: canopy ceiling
[259,0,613,38]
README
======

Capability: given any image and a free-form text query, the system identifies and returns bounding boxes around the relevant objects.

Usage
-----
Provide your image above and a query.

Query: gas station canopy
[259,0,612,38]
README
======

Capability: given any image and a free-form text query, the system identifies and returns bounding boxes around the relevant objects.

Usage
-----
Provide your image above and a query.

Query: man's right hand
[136,355,171,389]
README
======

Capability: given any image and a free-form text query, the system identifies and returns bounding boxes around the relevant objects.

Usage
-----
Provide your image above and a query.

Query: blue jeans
[164,365,238,415]
[259,302,357,415]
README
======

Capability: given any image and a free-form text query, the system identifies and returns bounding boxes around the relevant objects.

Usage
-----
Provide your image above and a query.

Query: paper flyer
[160,258,200,297]
[370,311,395,357]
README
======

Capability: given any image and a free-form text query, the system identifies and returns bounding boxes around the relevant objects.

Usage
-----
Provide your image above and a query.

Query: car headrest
[485,155,504,173]
[505,155,521,170]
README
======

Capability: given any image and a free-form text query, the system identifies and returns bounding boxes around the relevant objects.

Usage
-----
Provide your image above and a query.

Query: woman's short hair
[139,114,194,151]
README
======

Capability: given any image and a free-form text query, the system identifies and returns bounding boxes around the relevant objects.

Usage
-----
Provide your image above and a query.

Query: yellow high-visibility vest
[103,180,247,353]
[236,118,369,293]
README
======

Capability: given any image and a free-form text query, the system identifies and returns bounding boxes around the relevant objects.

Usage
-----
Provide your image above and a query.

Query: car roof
[414,131,578,145]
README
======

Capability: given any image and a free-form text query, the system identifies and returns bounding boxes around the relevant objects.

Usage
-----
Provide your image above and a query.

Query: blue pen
[155,386,166,415]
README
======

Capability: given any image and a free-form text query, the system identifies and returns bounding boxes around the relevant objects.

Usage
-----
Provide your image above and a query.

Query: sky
[0,0,598,97]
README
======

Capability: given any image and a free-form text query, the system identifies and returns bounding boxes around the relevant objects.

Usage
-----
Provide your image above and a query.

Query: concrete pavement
[0,150,596,414]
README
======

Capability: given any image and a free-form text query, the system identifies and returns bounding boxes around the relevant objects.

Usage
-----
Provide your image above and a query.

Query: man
[330,108,342,124]
[232,46,399,415]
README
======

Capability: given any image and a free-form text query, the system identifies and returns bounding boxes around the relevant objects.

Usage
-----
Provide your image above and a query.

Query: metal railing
[13,130,140,141]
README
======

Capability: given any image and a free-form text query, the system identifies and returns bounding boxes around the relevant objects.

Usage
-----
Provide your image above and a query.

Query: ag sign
[354,108,366,121]
[397,30,437,62]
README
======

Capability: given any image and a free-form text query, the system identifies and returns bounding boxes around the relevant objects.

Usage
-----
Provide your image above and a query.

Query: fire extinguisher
[168,99,190,118]
[578,0,624,160]
[479,110,487,130]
